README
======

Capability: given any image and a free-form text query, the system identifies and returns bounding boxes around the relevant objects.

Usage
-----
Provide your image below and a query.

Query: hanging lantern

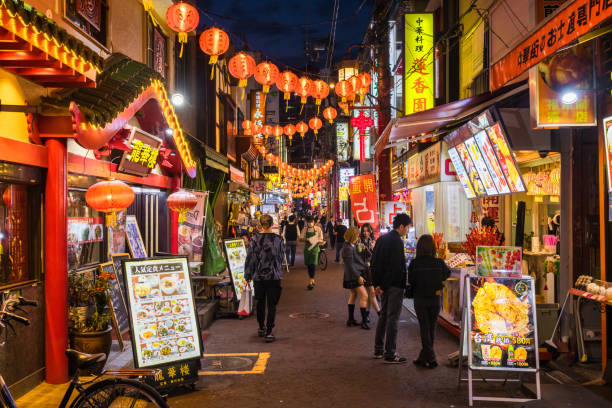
[335,80,353,103]
[229,52,256,99]
[296,121,308,138]
[166,1,199,58]
[242,120,253,136]
[273,125,284,141]
[358,72,372,102]
[199,27,230,79]
[252,123,263,136]
[254,62,280,95]
[309,117,322,139]
[338,101,350,115]
[85,179,135,226]
[284,123,296,145]
[262,124,273,143]
[348,76,362,103]
[323,106,337,124]
[296,77,313,114]
[312,80,330,114]
[167,189,198,223]
[276,71,298,111]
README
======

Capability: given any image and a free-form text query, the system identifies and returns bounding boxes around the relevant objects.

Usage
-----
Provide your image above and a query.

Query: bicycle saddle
[65,349,107,369]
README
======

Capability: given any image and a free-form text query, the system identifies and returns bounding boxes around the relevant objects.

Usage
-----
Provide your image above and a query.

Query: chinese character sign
[380,201,407,230]
[336,122,349,162]
[349,174,379,231]
[404,13,434,115]
[250,90,267,132]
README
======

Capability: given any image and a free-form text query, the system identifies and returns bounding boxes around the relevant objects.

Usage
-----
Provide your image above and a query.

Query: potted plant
[68,270,115,373]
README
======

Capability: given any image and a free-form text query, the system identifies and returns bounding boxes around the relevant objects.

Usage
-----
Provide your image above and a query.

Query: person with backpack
[245,214,285,343]
[282,215,300,267]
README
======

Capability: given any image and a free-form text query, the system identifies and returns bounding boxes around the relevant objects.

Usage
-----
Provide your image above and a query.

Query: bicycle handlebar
[19,297,38,307]
[0,297,38,327]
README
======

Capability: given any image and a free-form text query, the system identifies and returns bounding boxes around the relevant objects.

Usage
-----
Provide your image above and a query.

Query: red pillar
[44,139,68,384]
[170,175,180,254]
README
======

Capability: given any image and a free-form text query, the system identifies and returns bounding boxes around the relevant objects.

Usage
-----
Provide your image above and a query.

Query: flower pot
[69,326,112,375]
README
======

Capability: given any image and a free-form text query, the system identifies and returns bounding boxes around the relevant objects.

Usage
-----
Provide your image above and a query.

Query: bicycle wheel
[71,378,169,408]
[318,251,327,271]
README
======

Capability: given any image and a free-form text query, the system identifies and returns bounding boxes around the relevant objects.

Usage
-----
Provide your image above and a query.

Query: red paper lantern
[312,80,330,111]
[296,77,313,112]
[308,117,322,137]
[166,1,199,58]
[284,124,296,145]
[254,62,280,94]
[252,123,262,135]
[276,71,298,110]
[273,125,284,140]
[229,52,256,98]
[348,76,362,102]
[322,106,337,124]
[242,120,253,136]
[85,179,135,226]
[199,27,229,78]
[335,80,353,103]
[167,189,198,223]
[296,121,308,138]
[358,72,372,102]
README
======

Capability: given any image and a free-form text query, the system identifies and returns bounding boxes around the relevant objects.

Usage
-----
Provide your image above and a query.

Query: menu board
[178,191,208,262]
[448,147,476,199]
[455,143,486,196]
[123,257,202,368]
[476,246,522,278]
[468,276,537,371]
[474,130,510,195]
[112,253,130,307]
[222,238,250,301]
[603,116,612,192]
[465,137,498,196]
[100,262,129,333]
[486,123,526,193]
[126,215,147,258]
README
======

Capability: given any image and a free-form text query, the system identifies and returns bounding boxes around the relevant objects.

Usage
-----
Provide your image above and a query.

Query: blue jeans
[335,243,343,262]
[285,241,297,266]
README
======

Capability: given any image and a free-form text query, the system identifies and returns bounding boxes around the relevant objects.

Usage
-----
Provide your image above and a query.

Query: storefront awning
[0,0,101,87]
[39,54,197,177]
[241,144,259,162]
[205,145,228,173]
[374,82,527,156]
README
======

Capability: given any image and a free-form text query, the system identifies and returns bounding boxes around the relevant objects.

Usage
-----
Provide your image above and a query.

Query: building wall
[0,71,29,142]
[108,0,145,62]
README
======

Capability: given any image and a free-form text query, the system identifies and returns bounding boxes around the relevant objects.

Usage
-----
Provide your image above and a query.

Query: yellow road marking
[199,352,270,376]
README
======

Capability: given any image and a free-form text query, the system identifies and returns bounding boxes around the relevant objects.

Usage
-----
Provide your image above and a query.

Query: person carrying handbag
[245,214,285,343]
[342,226,370,329]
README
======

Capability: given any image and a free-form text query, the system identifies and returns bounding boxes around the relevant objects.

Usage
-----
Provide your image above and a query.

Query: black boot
[360,308,370,330]
[364,310,370,323]
[346,304,358,327]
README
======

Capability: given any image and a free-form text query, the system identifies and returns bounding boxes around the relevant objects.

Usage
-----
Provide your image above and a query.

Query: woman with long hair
[408,234,450,368]
[358,223,380,322]
[342,226,370,329]
[301,215,324,290]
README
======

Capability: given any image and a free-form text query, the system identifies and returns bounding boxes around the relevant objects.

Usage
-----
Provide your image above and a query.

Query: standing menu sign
[222,238,249,302]
[178,191,209,262]
[123,257,201,388]
[99,261,129,351]
[458,274,540,405]
[126,215,147,258]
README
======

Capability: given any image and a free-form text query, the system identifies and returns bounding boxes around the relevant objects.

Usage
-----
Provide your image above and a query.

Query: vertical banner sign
[380,201,407,230]
[604,116,612,192]
[336,122,349,162]
[250,90,266,134]
[349,174,379,231]
[404,13,434,115]
[178,191,209,262]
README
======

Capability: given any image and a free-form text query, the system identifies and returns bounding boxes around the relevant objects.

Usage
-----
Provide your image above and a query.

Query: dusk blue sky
[197,0,374,70]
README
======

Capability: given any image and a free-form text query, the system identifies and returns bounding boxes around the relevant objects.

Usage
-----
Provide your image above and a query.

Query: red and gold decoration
[284,123,296,145]
[273,125,284,141]
[252,123,263,136]
[165,1,199,58]
[229,52,256,99]
[323,106,337,124]
[347,75,362,103]
[312,80,330,114]
[296,76,313,114]
[262,124,273,142]
[308,117,322,139]
[85,179,135,226]
[276,71,298,111]
[167,189,198,223]
[358,72,372,102]
[296,121,308,139]
[335,80,353,103]
[350,111,374,161]
[254,61,280,95]
[242,119,253,136]
[199,27,229,79]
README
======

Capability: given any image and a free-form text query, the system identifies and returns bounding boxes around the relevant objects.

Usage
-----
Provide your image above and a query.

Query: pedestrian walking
[358,223,380,321]
[326,218,335,249]
[334,219,347,262]
[409,234,450,368]
[371,213,412,363]
[301,215,324,290]
[244,214,285,343]
[342,226,370,329]
[282,215,300,267]
[297,216,305,231]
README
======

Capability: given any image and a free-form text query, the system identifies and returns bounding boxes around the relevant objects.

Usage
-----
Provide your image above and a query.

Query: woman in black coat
[408,234,450,368]
[342,226,370,329]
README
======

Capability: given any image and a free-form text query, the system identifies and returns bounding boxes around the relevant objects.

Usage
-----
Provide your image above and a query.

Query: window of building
[64,0,108,47]
[67,189,105,271]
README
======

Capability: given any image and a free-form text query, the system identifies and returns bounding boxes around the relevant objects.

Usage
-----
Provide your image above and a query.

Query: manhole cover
[289,312,330,319]
[201,356,254,371]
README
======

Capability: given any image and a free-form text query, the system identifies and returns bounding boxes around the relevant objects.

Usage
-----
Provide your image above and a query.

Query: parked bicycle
[0,296,169,408]
[318,240,328,271]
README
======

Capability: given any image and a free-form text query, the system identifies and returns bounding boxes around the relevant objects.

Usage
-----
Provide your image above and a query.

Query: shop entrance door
[127,188,169,257]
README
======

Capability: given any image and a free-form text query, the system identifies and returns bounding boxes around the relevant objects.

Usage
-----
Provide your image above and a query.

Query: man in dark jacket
[371,213,412,363]
[334,219,348,262]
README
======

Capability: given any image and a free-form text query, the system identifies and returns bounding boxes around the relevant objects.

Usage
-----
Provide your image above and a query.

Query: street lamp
[337,59,359,82]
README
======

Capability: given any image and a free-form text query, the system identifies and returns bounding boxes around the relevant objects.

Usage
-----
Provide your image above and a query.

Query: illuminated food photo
[472,281,529,334]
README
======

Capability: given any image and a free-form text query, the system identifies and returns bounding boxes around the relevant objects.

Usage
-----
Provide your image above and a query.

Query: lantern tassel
[105,212,117,227]
[241,87,245,100]
[210,63,215,80]
[178,211,187,224]
[300,103,304,115]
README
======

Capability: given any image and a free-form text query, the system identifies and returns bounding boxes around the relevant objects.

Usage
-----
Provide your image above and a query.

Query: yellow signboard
[404,13,434,115]
[339,186,348,201]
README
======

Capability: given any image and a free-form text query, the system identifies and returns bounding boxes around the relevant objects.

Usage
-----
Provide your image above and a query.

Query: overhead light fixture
[560,90,577,105]
[329,82,335,89]
[165,128,174,136]
[171,92,185,106]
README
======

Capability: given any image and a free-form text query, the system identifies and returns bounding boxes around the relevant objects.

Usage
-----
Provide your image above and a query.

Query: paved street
[168,247,527,408]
